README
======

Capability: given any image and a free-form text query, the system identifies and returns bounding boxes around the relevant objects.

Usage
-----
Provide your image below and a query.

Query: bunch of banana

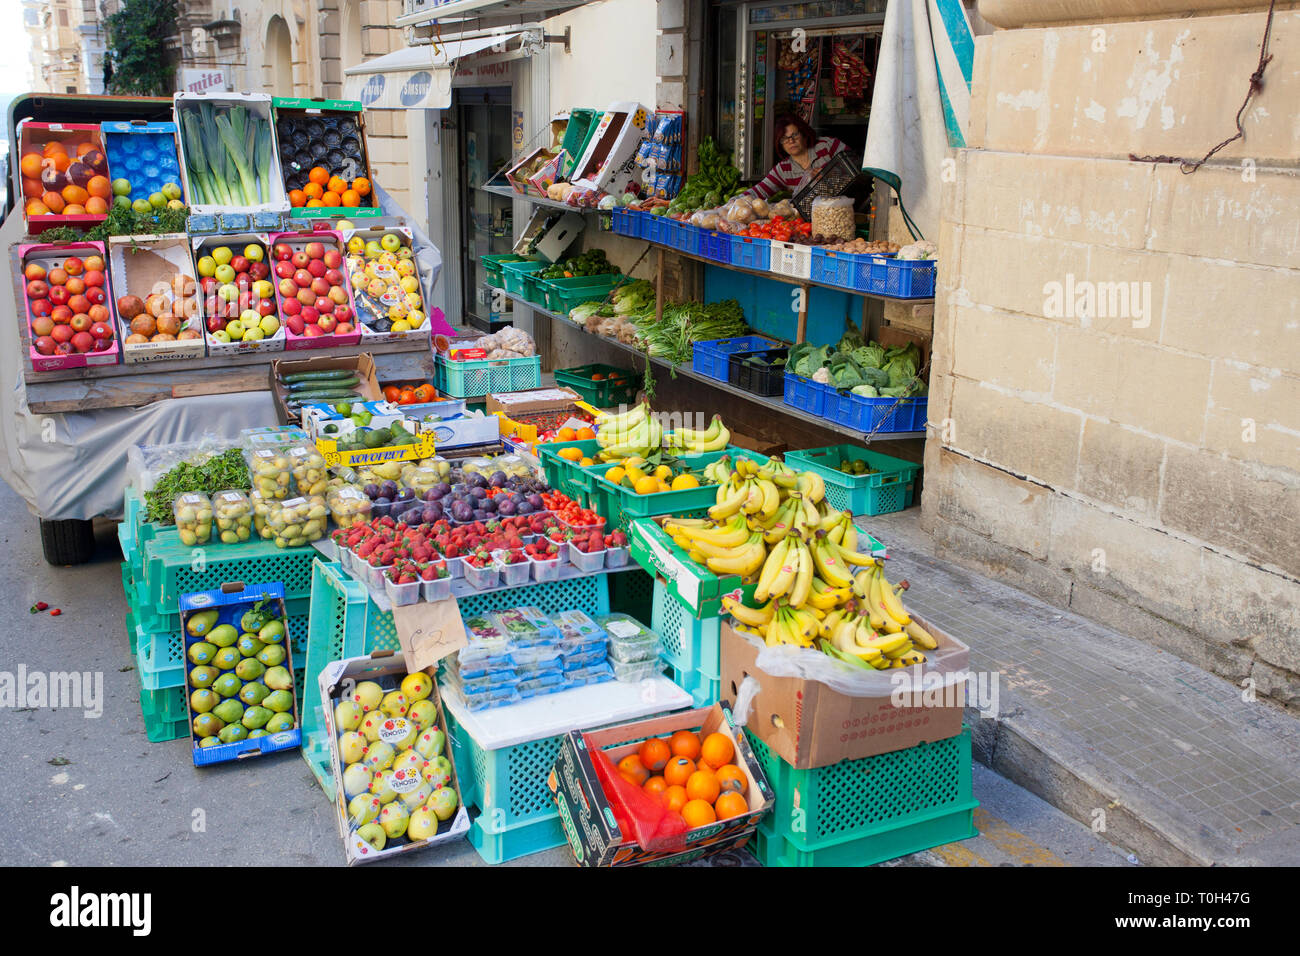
[665,415,730,453]
[722,594,822,648]
[850,564,938,651]
[702,455,733,485]
[594,403,664,461]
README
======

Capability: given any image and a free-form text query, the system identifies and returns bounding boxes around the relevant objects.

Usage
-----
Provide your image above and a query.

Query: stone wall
[926,9,1300,707]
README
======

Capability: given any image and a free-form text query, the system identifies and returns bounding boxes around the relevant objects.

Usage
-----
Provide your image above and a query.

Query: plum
[526,493,544,511]
[380,480,398,498]
[396,488,414,502]
[498,499,517,516]
[481,497,498,513]
[516,502,533,515]
[490,471,508,488]
[363,483,380,499]
[421,506,440,524]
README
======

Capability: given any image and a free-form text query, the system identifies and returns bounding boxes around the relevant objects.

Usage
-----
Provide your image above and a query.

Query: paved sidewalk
[860,510,1300,866]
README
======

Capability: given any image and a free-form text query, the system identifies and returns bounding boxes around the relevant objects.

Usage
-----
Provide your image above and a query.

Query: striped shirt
[748,136,848,200]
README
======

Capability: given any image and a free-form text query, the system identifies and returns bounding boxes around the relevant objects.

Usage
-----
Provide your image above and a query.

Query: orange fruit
[616,753,649,787]
[41,191,65,213]
[576,427,596,440]
[642,776,667,801]
[662,785,688,814]
[557,446,583,461]
[22,177,43,199]
[63,203,86,215]
[42,141,67,158]
[308,167,330,186]
[638,738,671,773]
[288,189,306,208]
[322,191,342,207]
[306,198,325,208]
[26,199,51,216]
[20,153,42,178]
[303,182,324,200]
[715,764,747,794]
[669,730,701,761]
[341,189,361,207]
[556,426,577,442]
[61,184,89,206]
[327,176,348,195]
[86,175,111,199]
[49,152,71,172]
[700,732,734,770]
[85,196,108,214]
[681,799,716,829]
[663,756,696,787]
[352,177,371,196]
[714,792,749,820]
[75,142,96,157]
[685,768,720,804]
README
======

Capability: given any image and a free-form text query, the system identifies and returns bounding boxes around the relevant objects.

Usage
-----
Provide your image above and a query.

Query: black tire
[39,517,96,566]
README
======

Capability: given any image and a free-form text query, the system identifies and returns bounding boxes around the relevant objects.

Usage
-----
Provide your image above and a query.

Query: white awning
[342,31,533,109]
[396,0,590,30]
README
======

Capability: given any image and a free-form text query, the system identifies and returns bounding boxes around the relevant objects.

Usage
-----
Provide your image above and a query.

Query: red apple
[85,287,106,306]
[51,305,73,324]
[303,324,325,337]
[30,298,52,318]
[238,292,255,311]
[281,298,301,316]
[307,259,327,279]
[327,286,348,306]
[83,269,104,288]
[310,277,331,298]
[336,322,354,335]
[304,242,325,259]
[92,337,114,352]
[292,251,310,270]
[230,255,249,273]
[278,278,298,298]
[257,298,277,317]
[301,306,320,325]
[89,321,113,340]
[31,315,55,337]
[70,313,91,333]
[323,249,342,270]
[248,261,270,281]
[317,314,337,333]
[324,268,343,286]
[286,315,306,335]
[27,279,49,299]
[313,297,333,314]
[71,331,94,353]
[67,294,91,315]
[34,335,57,355]
[55,341,75,355]
[293,269,313,288]
[63,256,83,276]
[24,262,47,281]
[206,314,225,334]
[272,243,293,261]
[201,276,219,294]
[274,260,295,281]
[49,286,70,306]
[333,304,353,323]
[51,324,75,344]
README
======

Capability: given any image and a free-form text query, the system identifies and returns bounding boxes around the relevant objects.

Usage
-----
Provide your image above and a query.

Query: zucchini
[280,369,360,385]
[288,376,359,393]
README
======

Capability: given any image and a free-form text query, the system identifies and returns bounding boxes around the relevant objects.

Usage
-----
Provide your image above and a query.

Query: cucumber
[288,376,359,393]
[280,369,360,385]
[286,391,365,406]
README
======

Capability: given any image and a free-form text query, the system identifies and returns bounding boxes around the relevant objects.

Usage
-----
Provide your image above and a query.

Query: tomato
[383,385,401,402]
[413,384,435,403]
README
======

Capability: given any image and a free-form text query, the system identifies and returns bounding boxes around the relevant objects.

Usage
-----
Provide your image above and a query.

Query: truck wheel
[39,517,96,566]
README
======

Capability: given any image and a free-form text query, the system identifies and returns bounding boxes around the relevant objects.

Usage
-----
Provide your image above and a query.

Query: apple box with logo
[191,233,287,354]
[179,581,302,766]
[270,97,381,219]
[320,648,470,865]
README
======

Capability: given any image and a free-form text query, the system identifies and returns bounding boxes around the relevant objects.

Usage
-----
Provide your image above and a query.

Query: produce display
[144,447,250,524]
[538,248,617,280]
[22,247,116,358]
[611,729,750,827]
[346,231,427,334]
[176,101,276,207]
[269,234,357,342]
[278,368,369,414]
[819,238,900,255]
[288,167,372,211]
[19,128,113,219]
[662,137,744,218]
[196,240,281,345]
[115,270,203,348]
[787,331,927,399]
[213,490,254,543]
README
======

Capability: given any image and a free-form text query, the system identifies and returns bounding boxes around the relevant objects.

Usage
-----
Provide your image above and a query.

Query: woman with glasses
[745,114,847,201]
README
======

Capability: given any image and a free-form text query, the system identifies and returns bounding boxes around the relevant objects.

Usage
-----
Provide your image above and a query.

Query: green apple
[217,283,239,302]
[363,741,395,772]
[242,325,265,342]
[399,780,435,812]
[338,730,367,764]
[239,307,261,326]
[413,727,445,759]
[401,672,432,702]
[111,178,132,197]
[252,279,274,300]
[189,665,219,689]
[243,243,264,262]
[258,619,286,644]
[406,699,438,732]
[225,320,244,341]
[368,770,396,803]
[427,785,459,821]
[407,806,438,841]
[259,315,280,336]
[187,641,217,666]
[257,644,286,667]
[213,645,241,670]
[218,723,249,743]
[391,749,426,777]
[162,182,182,201]
[355,822,386,852]
[378,801,409,839]
[236,634,264,658]
[214,263,236,284]
[334,700,364,731]
[349,792,381,824]
[189,688,218,714]
[263,689,294,713]
[263,665,293,691]
[207,624,238,648]
[364,240,383,259]
[265,712,295,733]
[380,691,408,718]
[148,191,166,210]
[359,709,387,743]
[212,246,233,266]
[113,194,133,209]
[213,672,243,698]
[380,232,402,253]
[198,735,221,748]
[352,680,383,711]
[241,705,272,730]
[131,198,153,215]
[167,199,186,211]
[421,755,452,788]
[212,330,231,343]
[193,712,224,738]
[343,764,373,799]
[213,698,245,725]
[238,681,270,706]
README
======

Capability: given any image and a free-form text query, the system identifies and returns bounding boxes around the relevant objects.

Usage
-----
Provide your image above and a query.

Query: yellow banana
[862,632,910,655]
[811,536,853,589]
[883,638,914,660]
[820,609,843,639]
[842,521,859,553]
[881,617,904,634]
[722,594,774,627]
[906,620,938,650]
[758,479,781,518]
[766,545,799,600]
[674,515,750,548]
[898,649,927,666]
[788,540,814,608]
[795,470,825,503]
[753,536,791,602]
[708,481,749,521]
[704,534,766,576]
[877,569,911,625]
[788,606,821,645]
[830,538,876,567]
[851,568,874,600]
[864,568,889,630]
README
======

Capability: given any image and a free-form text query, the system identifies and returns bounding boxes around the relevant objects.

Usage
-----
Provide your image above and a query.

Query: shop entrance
[453,86,516,332]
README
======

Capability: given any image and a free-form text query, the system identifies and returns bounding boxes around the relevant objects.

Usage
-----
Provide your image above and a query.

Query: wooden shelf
[479,182,604,216]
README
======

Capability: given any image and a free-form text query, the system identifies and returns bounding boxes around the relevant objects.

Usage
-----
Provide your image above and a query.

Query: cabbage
[851,384,878,397]
[812,367,831,384]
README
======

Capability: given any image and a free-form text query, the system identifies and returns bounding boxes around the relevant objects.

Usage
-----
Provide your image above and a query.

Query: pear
[186,609,220,638]
[235,658,265,681]
[400,672,432,702]
[213,673,243,699]
[263,666,293,691]
[406,699,438,732]
[207,624,239,648]
[193,713,224,738]
[343,763,372,798]
[334,700,364,731]
[399,780,435,812]
[427,786,459,821]
[213,646,241,671]
[187,642,217,666]
[413,727,445,759]
[198,735,222,748]
[241,706,273,730]
[263,689,294,713]
[247,728,269,738]
[189,665,219,688]
[213,698,245,725]
[352,680,384,712]
[189,688,218,714]
[380,691,409,718]
[258,619,286,644]
[369,770,397,804]
[236,635,265,658]
[407,806,439,841]
[421,755,452,788]
[338,731,367,765]
[257,645,287,668]
[349,793,381,825]
[265,713,295,733]
[238,682,270,707]
[363,740,395,772]
[355,822,386,852]
[379,801,409,839]
[218,723,249,743]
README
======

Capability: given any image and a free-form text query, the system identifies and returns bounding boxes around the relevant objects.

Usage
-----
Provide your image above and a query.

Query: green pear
[263,665,293,691]
[185,609,220,638]
[338,730,367,765]
[400,672,432,702]
[378,801,409,839]
[198,735,222,748]
[189,688,218,714]
[238,681,270,706]
[355,821,386,852]
[187,641,217,666]
[353,680,384,712]
[189,665,219,688]
[427,785,459,821]
[236,634,265,658]
[235,658,265,681]
[421,755,452,788]
[207,624,239,648]
[263,689,294,713]
[380,690,409,717]
[406,699,438,732]
[334,700,364,731]
[213,673,243,698]
[407,806,439,841]
[265,712,295,733]
[257,644,286,668]
[258,619,286,644]
[213,698,245,725]
[413,727,445,759]
[241,706,272,730]
[349,793,381,825]
[218,723,249,743]
[247,728,269,738]
[364,741,395,772]
[193,713,224,738]
[343,763,372,798]
[213,646,241,671]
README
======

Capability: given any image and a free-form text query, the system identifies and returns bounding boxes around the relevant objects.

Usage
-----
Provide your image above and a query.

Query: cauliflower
[812,367,832,385]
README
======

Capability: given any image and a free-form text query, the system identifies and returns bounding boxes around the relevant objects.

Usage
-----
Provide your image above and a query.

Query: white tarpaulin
[343,33,528,110]
[862,0,974,239]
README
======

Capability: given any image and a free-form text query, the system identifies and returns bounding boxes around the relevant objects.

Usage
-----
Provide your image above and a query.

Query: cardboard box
[270,352,381,424]
[719,619,968,769]
[486,386,584,417]
[570,102,653,197]
[418,414,500,449]
[17,240,121,372]
[271,97,380,219]
[174,92,289,216]
[318,648,470,865]
[505,147,559,198]
[179,581,302,766]
[315,432,437,469]
[547,704,774,866]
[342,226,434,345]
[512,209,585,263]
[16,121,110,234]
[108,234,207,363]
[268,230,362,350]
[192,233,286,355]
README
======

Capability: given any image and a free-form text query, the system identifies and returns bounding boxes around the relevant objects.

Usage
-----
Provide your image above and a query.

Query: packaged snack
[491,606,561,645]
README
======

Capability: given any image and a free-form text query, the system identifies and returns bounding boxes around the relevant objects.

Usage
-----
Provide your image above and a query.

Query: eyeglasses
[780,132,803,144]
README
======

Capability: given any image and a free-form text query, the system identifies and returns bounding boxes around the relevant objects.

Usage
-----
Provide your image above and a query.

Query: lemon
[580,457,594,466]
[605,466,626,483]
[634,476,660,495]
[671,473,701,491]
[624,464,646,484]
[623,456,644,469]
[654,464,673,481]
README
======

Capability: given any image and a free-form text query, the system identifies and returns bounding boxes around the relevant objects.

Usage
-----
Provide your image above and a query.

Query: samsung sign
[360,74,386,106]
[400,71,433,106]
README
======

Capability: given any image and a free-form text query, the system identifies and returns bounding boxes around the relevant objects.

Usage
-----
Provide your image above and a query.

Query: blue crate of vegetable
[692,335,781,382]
[100,121,185,206]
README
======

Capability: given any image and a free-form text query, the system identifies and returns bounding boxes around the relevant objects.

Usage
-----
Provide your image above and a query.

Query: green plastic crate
[653,576,721,676]
[588,447,767,533]
[537,273,624,314]
[608,566,655,623]
[558,108,600,178]
[746,728,978,859]
[137,532,318,617]
[482,253,528,287]
[553,363,640,408]
[140,685,188,743]
[784,445,920,516]
[535,438,603,503]
[501,259,545,297]
[434,353,542,399]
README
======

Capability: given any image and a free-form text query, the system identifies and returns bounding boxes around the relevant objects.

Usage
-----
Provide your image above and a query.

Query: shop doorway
[454,87,516,332]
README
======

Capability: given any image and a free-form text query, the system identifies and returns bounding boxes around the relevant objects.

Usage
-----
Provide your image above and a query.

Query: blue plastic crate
[100,121,184,205]
[692,335,781,382]
[611,207,633,236]
[700,230,732,263]
[673,220,702,255]
[729,235,771,271]
[846,393,930,434]
[638,211,655,240]
[867,256,937,299]
[651,577,720,676]
[782,372,829,416]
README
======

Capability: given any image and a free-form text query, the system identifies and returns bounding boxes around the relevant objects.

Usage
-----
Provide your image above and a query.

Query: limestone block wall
[926,9,1300,707]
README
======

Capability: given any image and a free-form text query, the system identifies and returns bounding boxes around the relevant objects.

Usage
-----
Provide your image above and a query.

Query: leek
[199,104,233,206]
[255,122,273,203]
[216,114,257,205]
[182,113,215,205]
